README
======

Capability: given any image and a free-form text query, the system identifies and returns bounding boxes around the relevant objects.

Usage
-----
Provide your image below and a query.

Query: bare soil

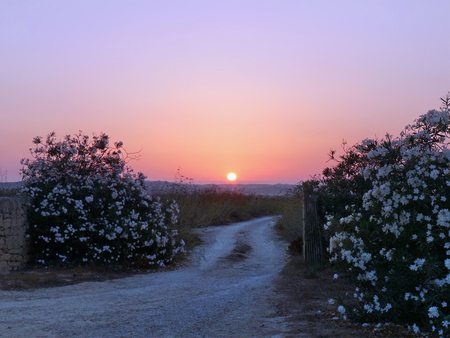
[0,266,151,290]
[0,250,191,291]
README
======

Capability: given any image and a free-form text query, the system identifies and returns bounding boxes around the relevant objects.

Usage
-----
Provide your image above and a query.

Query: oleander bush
[21,132,184,268]
[309,96,450,336]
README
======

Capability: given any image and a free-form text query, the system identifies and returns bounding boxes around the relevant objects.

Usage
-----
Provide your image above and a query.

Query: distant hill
[0,182,22,189]
[145,181,297,196]
[0,181,298,197]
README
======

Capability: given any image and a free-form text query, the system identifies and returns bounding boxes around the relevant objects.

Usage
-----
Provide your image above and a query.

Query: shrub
[312,102,449,336]
[21,132,184,268]
[275,186,303,245]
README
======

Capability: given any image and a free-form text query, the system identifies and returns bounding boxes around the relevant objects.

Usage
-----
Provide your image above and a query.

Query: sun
[226,172,237,182]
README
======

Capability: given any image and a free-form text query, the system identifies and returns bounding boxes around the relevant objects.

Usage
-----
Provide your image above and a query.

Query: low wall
[0,198,28,274]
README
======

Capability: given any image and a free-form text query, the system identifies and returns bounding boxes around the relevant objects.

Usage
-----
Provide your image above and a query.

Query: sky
[1,1,450,183]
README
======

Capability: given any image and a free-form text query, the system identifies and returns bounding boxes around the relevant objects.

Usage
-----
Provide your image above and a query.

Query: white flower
[409,258,425,271]
[418,109,450,127]
[410,324,420,333]
[337,305,346,314]
[428,306,439,318]
[437,209,450,228]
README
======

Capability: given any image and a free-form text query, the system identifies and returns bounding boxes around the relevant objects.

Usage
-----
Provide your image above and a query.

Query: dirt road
[0,217,290,337]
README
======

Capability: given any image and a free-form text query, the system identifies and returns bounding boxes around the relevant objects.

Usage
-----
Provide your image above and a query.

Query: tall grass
[275,188,303,254]
[0,188,20,197]
[275,195,303,241]
[175,190,287,227]
[160,185,293,248]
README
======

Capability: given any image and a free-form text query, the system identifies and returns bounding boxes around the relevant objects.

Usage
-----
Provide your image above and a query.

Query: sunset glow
[226,172,237,182]
[1,1,449,183]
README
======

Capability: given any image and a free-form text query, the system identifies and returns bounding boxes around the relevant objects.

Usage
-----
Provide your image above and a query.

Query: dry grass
[0,188,20,197]
[275,195,303,241]
[274,191,304,257]
[161,187,292,248]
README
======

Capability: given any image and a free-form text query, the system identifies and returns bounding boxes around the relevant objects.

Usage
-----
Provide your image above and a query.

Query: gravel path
[0,216,289,337]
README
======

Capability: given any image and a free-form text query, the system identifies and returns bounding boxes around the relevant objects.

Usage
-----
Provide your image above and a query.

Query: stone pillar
[0,197,28,274]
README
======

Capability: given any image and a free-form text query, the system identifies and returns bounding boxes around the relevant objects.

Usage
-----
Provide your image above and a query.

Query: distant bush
[21,132,184,268]
[308,97,450,336]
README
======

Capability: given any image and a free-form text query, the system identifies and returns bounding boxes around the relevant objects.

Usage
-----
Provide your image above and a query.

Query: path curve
[0,216,289,337]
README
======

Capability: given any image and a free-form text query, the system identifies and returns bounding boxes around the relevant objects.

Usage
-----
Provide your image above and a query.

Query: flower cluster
[21,132,184,268]
[312,105,449,336]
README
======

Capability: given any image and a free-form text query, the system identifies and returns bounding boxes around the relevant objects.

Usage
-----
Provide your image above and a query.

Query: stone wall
[0,198,28,274]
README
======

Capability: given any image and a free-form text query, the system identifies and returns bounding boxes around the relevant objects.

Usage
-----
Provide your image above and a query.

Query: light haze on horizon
[1,0,450,183]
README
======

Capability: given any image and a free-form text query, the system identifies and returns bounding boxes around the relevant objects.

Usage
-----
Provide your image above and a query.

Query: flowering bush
[312,98,450,336]
[21,132,184,268]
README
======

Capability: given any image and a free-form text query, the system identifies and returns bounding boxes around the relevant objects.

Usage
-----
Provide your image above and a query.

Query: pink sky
[1,1,450,183]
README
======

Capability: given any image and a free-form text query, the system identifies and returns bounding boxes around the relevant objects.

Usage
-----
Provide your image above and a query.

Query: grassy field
[160,185,303,249]
[161,187,293,247]
[0,188,20,197]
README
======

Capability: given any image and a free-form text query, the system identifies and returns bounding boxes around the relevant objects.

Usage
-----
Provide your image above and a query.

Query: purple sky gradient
[1,1,449,183]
